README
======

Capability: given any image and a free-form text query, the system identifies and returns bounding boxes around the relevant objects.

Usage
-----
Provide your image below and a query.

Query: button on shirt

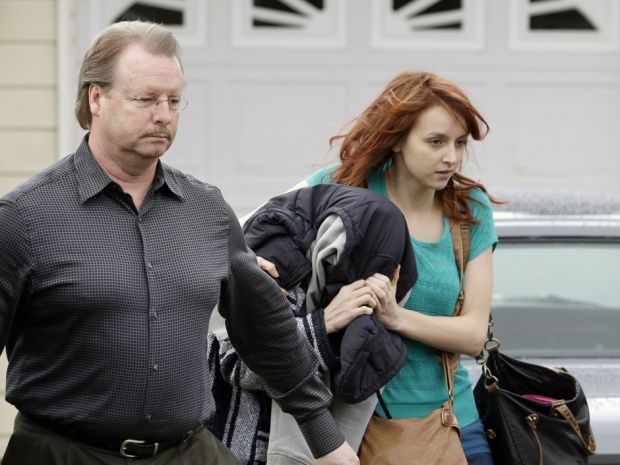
[0,137,343,457]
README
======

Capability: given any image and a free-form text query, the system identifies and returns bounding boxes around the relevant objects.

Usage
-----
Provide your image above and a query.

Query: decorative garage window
[510,0,619,50]
[232,0,346,48]
[81,0,207,47]
[371,0,484,49]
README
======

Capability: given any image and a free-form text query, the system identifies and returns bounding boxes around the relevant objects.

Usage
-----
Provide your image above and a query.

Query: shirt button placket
[139,214,160,415]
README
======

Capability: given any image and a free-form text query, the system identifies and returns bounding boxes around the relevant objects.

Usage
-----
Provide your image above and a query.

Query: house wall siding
[0,0,57,455]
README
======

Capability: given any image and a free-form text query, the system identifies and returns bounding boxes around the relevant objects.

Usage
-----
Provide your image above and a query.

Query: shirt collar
[367,168,388,199]
[74,135,185,204]
[158,163,185,201]
[74,136,113,203]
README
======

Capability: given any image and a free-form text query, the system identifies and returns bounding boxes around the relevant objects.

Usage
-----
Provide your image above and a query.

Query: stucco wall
[0,0,57,455]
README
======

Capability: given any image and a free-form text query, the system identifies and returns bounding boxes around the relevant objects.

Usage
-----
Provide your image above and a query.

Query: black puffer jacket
[244,184,417,403]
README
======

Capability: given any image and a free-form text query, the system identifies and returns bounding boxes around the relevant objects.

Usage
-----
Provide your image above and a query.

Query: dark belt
[25,414,203,459]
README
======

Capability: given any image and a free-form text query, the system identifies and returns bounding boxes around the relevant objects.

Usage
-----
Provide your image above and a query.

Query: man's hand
[315,442,359,465]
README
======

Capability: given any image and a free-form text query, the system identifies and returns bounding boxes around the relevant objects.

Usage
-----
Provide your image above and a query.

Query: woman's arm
[367,247,493,357]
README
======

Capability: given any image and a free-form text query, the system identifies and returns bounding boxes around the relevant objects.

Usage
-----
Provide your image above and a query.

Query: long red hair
[331,71,500,224]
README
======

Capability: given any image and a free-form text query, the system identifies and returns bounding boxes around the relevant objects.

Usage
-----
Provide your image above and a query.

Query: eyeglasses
[114,88,189,113]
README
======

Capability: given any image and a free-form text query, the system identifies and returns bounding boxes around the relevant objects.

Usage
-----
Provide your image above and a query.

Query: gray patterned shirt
[0,137,343,457]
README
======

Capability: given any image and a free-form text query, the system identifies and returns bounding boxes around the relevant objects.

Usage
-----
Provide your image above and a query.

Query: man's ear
[89,84,104,117]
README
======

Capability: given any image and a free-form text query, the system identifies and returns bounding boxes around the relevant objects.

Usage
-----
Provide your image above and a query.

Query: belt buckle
[120,438,159,458]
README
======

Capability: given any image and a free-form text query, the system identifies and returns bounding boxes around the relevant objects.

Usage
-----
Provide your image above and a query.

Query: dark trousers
[1,413,240,465]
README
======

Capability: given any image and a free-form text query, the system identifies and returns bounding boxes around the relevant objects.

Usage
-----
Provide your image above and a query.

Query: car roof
[488,188,620,239]
[494,214,620,239]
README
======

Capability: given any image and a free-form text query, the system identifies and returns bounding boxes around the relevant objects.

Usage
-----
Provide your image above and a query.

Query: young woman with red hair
[296,71,500,464]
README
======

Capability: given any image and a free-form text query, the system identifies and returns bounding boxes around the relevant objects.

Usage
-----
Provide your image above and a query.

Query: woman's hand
[366,267,402,331]
[256,256,279,278]
[324,280,377,334]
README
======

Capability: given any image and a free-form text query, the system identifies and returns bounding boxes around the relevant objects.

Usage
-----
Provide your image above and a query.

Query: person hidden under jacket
[208,184,418,465]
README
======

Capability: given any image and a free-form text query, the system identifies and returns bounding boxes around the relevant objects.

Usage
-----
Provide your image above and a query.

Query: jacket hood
[244,184,417,305]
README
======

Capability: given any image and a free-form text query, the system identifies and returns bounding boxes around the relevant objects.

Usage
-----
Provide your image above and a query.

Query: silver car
[464,189,620,465]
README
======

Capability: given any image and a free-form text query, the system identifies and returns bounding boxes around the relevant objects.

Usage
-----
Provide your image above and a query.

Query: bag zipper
[526,413,544,465]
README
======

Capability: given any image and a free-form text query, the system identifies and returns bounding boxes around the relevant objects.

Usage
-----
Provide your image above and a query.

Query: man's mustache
[142,128,171,139]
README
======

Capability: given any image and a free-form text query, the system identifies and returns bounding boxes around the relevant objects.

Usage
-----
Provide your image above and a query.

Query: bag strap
[553,403,597,454]
[441,353,456,404]
[442,219,470,402]
[454,216,499,365]
[448,219,470,317]
[376,391,392,419]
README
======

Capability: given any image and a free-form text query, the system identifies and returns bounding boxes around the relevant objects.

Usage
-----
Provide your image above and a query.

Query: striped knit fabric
[207,287,330,465]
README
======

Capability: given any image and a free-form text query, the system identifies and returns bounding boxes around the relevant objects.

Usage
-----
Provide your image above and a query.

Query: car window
[491,242,619,357]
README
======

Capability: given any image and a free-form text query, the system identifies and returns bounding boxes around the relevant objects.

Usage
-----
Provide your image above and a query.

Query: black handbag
[473,334,597,465]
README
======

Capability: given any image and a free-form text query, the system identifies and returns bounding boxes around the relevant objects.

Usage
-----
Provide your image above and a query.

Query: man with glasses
[0,21,357,465]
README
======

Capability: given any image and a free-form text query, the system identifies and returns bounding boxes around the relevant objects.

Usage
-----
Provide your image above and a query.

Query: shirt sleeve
[208,310,332,392]
[0,201,32,354]
[306,163,339,186]
[217,201,345,458]
[467,189,498,261]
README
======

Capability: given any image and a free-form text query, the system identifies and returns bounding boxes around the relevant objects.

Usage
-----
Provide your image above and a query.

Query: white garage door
[67,0,620,215]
